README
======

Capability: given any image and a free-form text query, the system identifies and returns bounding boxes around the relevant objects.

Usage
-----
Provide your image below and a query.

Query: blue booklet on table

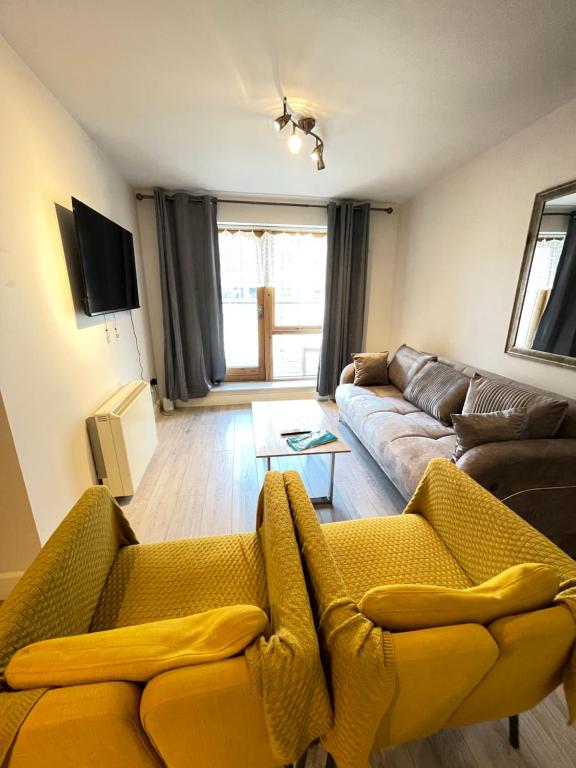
[286,430,337,452]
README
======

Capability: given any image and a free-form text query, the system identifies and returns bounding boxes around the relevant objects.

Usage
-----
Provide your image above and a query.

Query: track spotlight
[273,97,326,170]
[311,140,325,170]
[274,97,292,132]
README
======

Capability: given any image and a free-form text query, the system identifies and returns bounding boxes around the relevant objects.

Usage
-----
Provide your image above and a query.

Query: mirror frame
[506,177,576,370]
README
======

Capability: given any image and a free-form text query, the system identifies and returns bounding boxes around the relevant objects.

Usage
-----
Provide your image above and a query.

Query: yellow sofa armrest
[6,605,268,690]
[360,563,560,631]
[404,458,576,585]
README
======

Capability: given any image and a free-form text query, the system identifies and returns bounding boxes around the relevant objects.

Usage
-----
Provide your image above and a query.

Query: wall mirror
[506,179,576,369]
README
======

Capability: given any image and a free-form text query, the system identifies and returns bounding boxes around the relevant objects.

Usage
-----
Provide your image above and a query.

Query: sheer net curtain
[219,229,327,376]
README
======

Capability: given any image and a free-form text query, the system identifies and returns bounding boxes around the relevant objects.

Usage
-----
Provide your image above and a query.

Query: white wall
[0,391,40,597]
[0,35,155,546]
[137,197,398,397]
[393,97,576,398]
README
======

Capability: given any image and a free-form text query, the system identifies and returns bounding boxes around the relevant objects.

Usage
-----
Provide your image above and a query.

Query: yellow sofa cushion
[360,563,559,631]
[6,605,269,690]
[9,682,162,768]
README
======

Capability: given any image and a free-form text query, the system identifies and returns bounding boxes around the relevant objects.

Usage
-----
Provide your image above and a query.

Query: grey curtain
[533,214,576,357]
[154,190,226,400]
[317,201,370,397]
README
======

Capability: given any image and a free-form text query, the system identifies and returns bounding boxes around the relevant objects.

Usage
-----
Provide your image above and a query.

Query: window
[516,234,565,348]
[219,228,327,380]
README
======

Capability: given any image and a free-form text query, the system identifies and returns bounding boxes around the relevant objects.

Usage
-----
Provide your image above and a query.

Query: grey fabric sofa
[336,349,576,557]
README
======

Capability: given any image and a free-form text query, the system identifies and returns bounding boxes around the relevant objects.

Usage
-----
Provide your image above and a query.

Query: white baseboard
[0,571,23,600]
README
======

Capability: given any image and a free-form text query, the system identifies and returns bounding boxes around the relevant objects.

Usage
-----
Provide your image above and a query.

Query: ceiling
[2,0,576,201]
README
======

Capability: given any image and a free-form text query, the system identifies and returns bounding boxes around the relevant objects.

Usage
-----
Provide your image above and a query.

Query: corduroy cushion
[463,376,568,438]
[6,605,269,690]
[360,563,560,631]
[388,344,436,392]
[451,407,528,461]
[352,352,389,386]
[404,361,470,426]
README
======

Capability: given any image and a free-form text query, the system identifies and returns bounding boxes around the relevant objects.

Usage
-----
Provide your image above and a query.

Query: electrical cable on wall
[130,310,144,380]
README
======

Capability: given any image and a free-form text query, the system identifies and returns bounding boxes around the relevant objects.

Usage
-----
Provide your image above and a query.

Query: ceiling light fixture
[273,97,326,170]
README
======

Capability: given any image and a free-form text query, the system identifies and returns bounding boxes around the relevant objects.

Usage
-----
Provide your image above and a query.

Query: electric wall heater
[87,381,158,497]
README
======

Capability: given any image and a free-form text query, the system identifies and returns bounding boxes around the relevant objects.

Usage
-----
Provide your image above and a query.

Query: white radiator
[87,381,158,497]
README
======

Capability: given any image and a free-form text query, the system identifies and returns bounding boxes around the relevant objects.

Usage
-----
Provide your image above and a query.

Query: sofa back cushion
[463,375,568,438]
[360,562,560,631]
[388,344,436,392]
[404,361,470,426]
[451,408,528,461]
[438,354,576,438]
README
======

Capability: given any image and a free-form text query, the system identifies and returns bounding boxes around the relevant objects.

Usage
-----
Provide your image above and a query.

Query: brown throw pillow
[404,361,470,425]
[452,408,528,461]
[463,376,568,439]
[388,344,437,392]
[352,352,389,386]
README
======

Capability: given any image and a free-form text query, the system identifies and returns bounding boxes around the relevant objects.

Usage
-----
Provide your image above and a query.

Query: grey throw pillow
[463,376,568,439]
[388,344,436,392]
[404,361,470,426]
[452,408,528,461]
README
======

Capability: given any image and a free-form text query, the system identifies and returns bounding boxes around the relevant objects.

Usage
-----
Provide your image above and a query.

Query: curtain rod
[135,192,393,214]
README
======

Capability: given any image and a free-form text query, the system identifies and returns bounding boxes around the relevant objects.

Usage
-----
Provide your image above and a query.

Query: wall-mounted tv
[72,197,140,317]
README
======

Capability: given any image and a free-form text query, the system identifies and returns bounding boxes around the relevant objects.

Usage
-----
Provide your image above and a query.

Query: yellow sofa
[0,474,331,768]
[282,458,576,768]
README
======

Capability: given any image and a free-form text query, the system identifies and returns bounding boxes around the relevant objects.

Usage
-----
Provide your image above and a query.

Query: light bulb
[288,130,302,154]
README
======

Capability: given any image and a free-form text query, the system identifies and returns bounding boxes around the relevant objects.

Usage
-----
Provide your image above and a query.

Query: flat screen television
[72,197,140,316]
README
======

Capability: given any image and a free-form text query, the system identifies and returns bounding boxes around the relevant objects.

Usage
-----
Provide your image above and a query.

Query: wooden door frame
[224,286,266,381]
[225,285,323,382]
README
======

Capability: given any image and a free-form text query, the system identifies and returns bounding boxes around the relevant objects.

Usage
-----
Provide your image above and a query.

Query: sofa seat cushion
[322,515,471,603]
[336,383,416,415]
[141,656,277,768]
[363,411,454,457]
[376,623,498,747]
[9,682,162,768]
[446,605,575,728]
[345,392,422,425]
[91,534,268,631]
[383,435,457,499]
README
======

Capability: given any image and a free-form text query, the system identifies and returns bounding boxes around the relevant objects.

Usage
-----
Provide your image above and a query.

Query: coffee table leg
[310,454,335,506]
[328,453,335,503]
[266,457,271,472]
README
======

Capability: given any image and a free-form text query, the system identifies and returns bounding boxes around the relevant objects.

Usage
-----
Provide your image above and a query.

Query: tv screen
[72,197,140,316]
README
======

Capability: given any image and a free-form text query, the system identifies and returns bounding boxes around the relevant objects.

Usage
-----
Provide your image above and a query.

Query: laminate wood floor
[122,401,576,768]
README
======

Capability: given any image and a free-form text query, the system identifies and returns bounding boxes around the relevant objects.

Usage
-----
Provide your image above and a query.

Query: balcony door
[219,228,327,381]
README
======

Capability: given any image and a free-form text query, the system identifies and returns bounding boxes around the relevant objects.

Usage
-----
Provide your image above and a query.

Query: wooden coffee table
[251,399,351,505]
